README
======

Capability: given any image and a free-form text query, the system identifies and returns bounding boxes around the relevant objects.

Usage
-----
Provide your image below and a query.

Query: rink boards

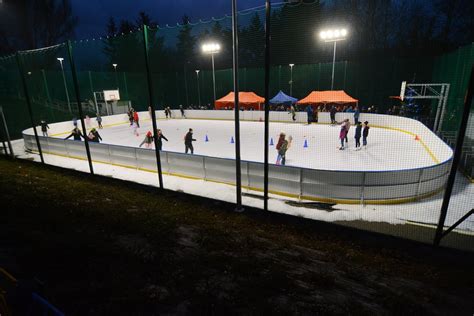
[22,110,453,204]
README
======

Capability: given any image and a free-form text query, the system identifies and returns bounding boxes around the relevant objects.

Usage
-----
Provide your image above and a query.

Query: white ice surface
[11,139,474,234]
[51,118,437,171]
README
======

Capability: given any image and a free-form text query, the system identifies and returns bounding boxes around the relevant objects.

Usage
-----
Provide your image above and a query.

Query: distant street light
[289,64,295,95]
[202,42,221,105]
[195,70,201,107]
[57,57,71,113]
[112,63,119,91]
[319,28,348,90]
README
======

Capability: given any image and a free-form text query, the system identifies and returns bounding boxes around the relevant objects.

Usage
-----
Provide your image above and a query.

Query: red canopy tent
[297,90,358,110]
[215,91,265,110]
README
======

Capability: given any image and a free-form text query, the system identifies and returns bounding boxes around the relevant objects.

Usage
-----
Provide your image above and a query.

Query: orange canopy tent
[215,91,265,110]
[297,90,358,109]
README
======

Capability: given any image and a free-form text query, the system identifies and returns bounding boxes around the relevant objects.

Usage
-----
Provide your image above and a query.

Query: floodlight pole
[331,41,337,90]
[264,0,271,212]
[211,53,217,105]
[112,64,119,91]
[195,70,201,106]
[41,69,55,120]
[58,58,71,113]
[232,0,243,212]
[289,64,294,95]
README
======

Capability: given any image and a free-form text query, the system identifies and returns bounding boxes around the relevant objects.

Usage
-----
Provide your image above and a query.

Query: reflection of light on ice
[11,139,474,233]
[52,119,437,172]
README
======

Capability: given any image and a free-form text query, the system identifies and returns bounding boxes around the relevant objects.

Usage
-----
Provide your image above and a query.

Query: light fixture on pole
[112,63,119,91]
[57,57,71,113]
[195,69,201,106]
[289,63,295,95]
[202,42,221,106]
[319,28,348,90]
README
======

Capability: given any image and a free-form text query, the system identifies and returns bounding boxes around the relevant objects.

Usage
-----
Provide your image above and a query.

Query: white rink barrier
[23,110,452,204]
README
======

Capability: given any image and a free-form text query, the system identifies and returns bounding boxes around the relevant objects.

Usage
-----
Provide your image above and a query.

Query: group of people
[339,119,369,150]
[127,108,140,128]
[138,127,195,154]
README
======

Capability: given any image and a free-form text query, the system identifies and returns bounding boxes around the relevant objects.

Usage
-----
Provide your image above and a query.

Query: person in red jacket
[275,132,286,163]
[133,111,140,127]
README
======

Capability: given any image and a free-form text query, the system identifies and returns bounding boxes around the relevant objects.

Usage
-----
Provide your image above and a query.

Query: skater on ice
[330,105,337,125]
[88,128,102,143]
[96,113,103,129]
[354,106,360,125]
[305,105,313,125]
[40,120,49,137]
[139,131,154,148]
[344,118,351,144]
[277,135,292,165]
[339,122,348,150]
[184,128,196,154]
[127,108,134,126]
[180,105,186,118]
[289,105,296,122]
[64,127,84,141]
[363,121,370,149]
[354,121,362,150]
[167,107,172,118]
[164,107,169,119]
[155,129,169,151]
[133,110,140,127]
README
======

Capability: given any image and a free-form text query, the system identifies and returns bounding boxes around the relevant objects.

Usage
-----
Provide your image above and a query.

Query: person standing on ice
[330,105,337,125]
[40,120,49,137]
[354,121,362,150]
[139,131,154,148]
[362,121,370,149]
[64,127,84,141]
[344,118,351,144]
[88,128,102,143]
[275,132,286,163]
[354,106,360,125]
[180,105,186,118]
[167,107,172,118]
[133,110,140,127]
[127,108,134,126]
[96,113,103,129]
[155,129,168,151]
[184,128,196,154]
[305,105,313,125]
[289,105,296,122]
[277,135,292,165]
[164,107,169,119]
[339,123,348,150]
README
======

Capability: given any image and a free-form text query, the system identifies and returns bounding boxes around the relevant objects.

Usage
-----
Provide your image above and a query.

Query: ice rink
[53,117,440,171]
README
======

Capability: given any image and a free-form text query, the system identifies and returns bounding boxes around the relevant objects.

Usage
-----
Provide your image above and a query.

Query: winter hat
[147,131,152,137]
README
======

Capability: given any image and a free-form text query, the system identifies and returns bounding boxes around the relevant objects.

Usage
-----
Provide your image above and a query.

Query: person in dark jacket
[330,105,337,124]
[88,128,102,143]
[362,121,370,149]
[40,120,49,137]
[354,121,362,150]
[64,127,84,141]
[184,128,196,154]
[96,113,103,129]
[354,106,360,125]
[305,105,313,125]
[156,129,169,151]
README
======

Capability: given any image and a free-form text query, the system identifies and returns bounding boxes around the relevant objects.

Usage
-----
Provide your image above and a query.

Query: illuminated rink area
[53,117,441,171]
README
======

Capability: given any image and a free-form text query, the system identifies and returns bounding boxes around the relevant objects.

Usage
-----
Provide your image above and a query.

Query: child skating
[354,121,362,150]
[139,131,154,148]
[363,121,370,149]
[40,120,49,137]
[339,123,347,150]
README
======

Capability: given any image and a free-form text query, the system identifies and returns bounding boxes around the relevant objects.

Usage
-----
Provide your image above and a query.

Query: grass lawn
[0,157,473,315]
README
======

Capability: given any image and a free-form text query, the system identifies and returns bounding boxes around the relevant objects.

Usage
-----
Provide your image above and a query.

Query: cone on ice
[270,138,274,146]
[303,139,308,148]
[415,135,420,141]
[205,134,209,142]
[230,136,234,144]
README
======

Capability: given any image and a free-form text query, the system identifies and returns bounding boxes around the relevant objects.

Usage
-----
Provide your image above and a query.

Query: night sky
[71,0,264,39]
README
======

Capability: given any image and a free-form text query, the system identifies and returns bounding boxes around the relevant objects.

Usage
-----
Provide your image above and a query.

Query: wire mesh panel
[1,0,473,250]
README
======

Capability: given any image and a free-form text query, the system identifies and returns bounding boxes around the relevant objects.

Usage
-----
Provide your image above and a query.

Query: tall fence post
[232,0,243,212]
[66,40,94,175]
[263,0,271,212]
[434,65,474,246]
[142,24,164,189]
[0,106,14,158]
[41,69,54,121]
[16,52,44,164]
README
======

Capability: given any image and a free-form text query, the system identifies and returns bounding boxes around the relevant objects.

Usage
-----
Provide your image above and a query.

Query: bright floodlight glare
[195,69,200,73]
[289,63,295,67]
[112,63,117,67]
[57,57,64,62]
[319,28,348,41]
[202,42,221,54]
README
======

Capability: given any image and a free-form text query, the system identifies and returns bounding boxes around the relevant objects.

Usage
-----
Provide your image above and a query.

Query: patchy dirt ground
[0,157,473,315]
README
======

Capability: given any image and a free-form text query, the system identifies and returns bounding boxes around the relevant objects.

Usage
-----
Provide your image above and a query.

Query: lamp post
[289,63,294,95]
[319,28,348,90]
[112,63,119,91]
[202,42,221,105]
[57,57,71,113]
[195,70,201,106]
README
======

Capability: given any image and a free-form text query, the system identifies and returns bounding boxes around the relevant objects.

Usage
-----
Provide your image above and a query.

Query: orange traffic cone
[415,135,420,141]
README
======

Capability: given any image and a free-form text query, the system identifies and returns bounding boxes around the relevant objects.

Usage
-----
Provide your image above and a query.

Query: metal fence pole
[263,0,271,211]
[66,40,94,175]
[0,106,14,158]
[41,69,54,121]
[434,66,474,246]
[16,53,44,164]
[232,0,243,212]
[142,24,164,189]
